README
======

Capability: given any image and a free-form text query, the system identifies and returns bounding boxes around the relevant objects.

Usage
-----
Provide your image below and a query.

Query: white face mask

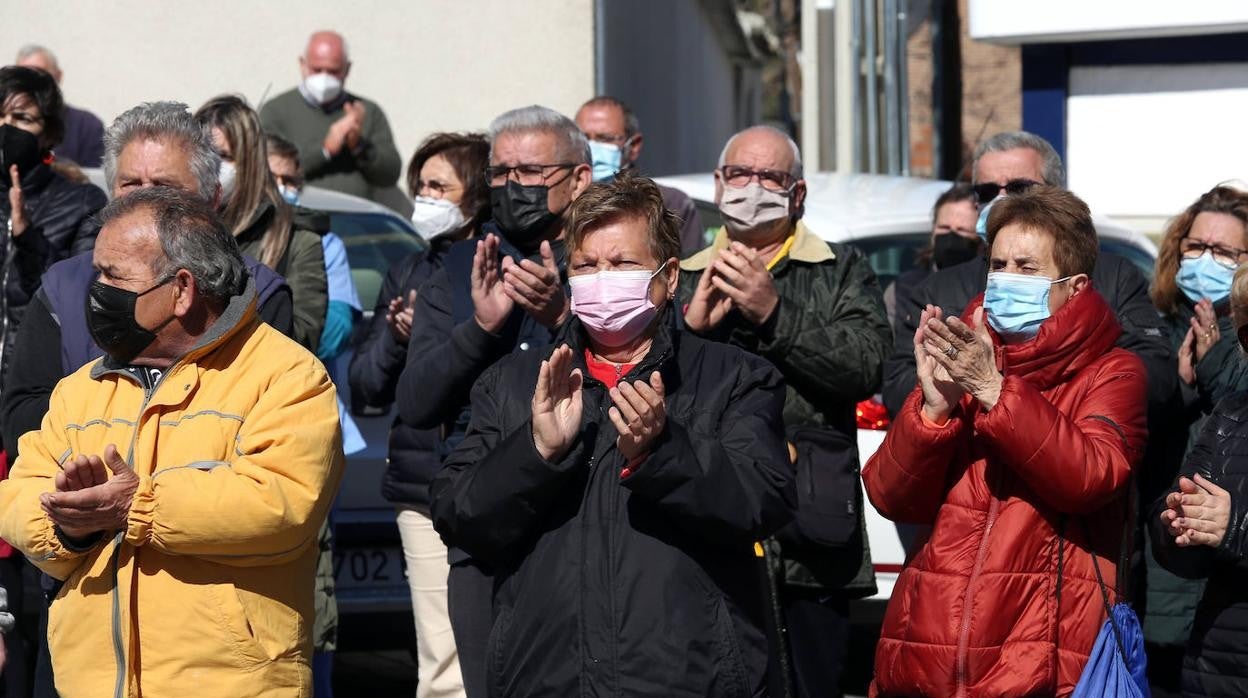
[304,72,343,105]
[409,196,466,240]
[218,161,236,204]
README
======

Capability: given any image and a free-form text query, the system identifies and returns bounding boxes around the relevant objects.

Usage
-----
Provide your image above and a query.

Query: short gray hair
[15,44,58,71]
[103,102,220,201]
[489,105,591,165]
[718,125,804,179]
[972,131,1065,187]
[98,187,247,304]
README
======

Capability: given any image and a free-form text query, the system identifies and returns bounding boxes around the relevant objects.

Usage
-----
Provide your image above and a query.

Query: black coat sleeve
[1100,254,1176,418]
[395,268,510,429]
[349,254,412,407]
[1,291,64,459]
[428,360,583,565]
[882,269,928,416]
[621,357,796,542]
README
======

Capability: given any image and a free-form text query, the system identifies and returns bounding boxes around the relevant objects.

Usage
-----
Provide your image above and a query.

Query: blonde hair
[193,95,293,270]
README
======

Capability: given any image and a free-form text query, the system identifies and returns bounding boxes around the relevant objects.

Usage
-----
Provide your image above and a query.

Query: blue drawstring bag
[1068,519,1150,698]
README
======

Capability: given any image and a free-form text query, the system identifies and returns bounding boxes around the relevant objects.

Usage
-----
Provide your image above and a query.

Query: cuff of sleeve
[451,315,508,364]
[54,527,103,553]
[902,389,963,438]
[125,477,154,547]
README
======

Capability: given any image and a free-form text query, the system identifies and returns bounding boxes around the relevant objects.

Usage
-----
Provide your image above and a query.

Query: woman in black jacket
[0,66,105,380]
[347,131,490,695]
[430,174,795,696]
[1153,263,1248,697]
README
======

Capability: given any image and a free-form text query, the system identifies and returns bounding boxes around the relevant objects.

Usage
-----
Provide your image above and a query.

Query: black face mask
[86,276,176,364]
[490,180,562,248]
[0,124,41,181]
[931,233,982,270]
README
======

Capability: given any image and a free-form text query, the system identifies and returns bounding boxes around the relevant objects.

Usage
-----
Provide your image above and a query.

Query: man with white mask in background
[260,30,401,204]
[678,125,892,697]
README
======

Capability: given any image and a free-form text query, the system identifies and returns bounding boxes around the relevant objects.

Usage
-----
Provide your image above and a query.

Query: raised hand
[532,345,584,462]
[608,371,667,462]
[385,289,418,344]
[1191,299,1220,362]
[708,242,779,326]
[1162,474,1232,548]
[41,444,139,539]
[1178,326,1197,386]
[684,263,734,333]
[8,165,27,237]
[471,234,514,333]
[503,239,569,328]
[913,305,963,423]
[924,306,1003,410]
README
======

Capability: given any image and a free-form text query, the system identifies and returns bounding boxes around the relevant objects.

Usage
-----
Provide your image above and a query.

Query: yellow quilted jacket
[0,282,345,698]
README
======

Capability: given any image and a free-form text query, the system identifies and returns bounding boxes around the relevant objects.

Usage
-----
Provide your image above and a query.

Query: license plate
[333,547,406,591]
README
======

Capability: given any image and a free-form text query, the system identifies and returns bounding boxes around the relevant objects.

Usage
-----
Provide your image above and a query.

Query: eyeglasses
[417,179,461,197]
[719,165,796,193]
[972,179,1041,204]
[1181,238,1248,270]
[484,163,577,187]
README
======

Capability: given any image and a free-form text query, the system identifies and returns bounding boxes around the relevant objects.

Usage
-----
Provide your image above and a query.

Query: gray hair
[718,125,804,179]
[972,131,1065,187]
[15,44,58,71]
[103,102,220,201]
[98,187,247,304]
[489,105,591,165]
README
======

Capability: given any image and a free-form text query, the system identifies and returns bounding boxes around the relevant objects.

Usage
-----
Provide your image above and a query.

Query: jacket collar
[679,220,833,271]
[0,162,54,194]
[964,284,1122,391]
[91,277,259,380]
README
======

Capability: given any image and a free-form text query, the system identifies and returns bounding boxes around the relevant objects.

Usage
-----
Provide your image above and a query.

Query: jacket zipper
[954,479,1002,696]
[110,370,164,698]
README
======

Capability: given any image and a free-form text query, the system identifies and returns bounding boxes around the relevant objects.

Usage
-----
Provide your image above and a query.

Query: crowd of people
[0,26,1243,698]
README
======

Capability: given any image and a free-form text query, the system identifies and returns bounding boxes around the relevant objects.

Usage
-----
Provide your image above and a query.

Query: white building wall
[3,0,596,189]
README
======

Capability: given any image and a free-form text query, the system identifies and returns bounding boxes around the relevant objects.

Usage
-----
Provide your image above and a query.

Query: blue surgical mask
[279,185,300,207]
[1176,252,1234,305]
[589,140,623,182]
[976,195,1002,241]
[984,271,1072,343]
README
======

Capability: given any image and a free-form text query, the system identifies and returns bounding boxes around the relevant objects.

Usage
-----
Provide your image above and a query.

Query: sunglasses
[973,179,1041,204]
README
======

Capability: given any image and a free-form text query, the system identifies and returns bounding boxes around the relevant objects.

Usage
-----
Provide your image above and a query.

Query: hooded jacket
[0,279,344,698]
[430,310,796,697]
[864,287,1148,697]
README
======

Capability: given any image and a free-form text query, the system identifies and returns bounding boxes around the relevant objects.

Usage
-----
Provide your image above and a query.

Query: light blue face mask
[1176,252,1234,305]
[984,271,1072,343]
[975,195,1002,241]
[589,140,623,182]
[279,185,300,207]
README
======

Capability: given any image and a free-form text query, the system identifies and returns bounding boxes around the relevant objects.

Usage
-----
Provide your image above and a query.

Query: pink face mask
[569,266,665,348]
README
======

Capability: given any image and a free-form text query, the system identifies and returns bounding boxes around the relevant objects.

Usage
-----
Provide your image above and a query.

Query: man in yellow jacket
[0,187,345,698]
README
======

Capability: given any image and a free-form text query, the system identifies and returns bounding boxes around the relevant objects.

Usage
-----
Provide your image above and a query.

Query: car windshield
[329,212,427,312]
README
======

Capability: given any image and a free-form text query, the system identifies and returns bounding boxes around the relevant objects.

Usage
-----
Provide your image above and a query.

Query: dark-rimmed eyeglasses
[1181,238,1248,270]
[484,163,578,187]
[718,165,796,193]
[972,179,1041,204]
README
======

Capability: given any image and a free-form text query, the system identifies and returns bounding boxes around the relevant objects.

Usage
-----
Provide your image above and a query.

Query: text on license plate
[333,547,406,589]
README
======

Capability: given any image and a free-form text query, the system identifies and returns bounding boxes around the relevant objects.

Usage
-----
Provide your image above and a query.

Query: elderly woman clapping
[864,185,1148,696]
[1152,263,1248,696]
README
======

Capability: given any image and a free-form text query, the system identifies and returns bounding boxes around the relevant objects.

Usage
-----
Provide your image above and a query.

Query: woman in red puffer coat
[864,186,1148,697]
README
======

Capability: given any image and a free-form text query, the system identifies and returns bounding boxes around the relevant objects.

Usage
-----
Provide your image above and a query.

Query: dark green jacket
[678,223,892,594]
[235,203,328,354]
[1144,301,1248,646]
[259,88,402,202]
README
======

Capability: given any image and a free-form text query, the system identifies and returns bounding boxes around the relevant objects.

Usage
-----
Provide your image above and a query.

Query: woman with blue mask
[864,186,1147,696]
[1140,185,1248,684]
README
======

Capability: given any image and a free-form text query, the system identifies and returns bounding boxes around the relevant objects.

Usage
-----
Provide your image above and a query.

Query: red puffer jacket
[864,287,1148,697]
